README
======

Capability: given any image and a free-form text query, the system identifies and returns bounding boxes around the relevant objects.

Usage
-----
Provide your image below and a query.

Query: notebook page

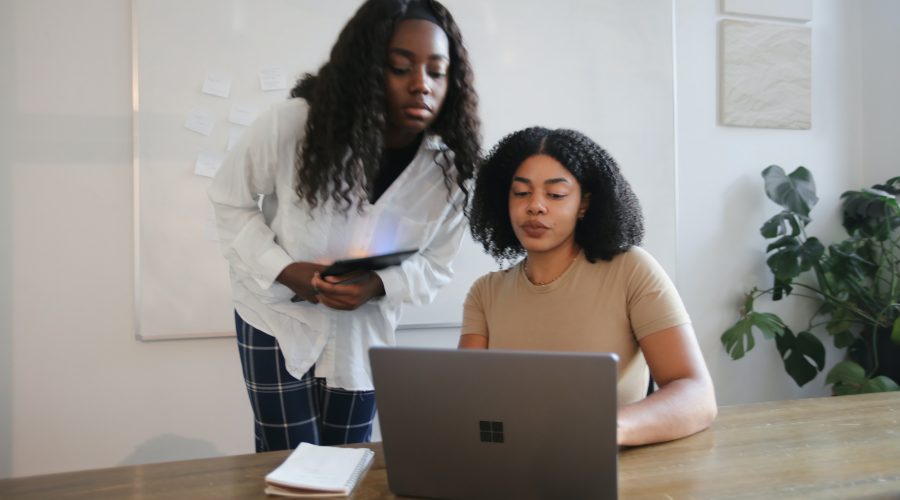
[265,443,374,493]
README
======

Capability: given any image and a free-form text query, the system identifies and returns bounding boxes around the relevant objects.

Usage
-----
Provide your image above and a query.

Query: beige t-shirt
[462,247,690,406]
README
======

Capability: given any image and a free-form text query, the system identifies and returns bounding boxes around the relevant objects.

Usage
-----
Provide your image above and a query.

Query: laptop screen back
[370,347,619,500]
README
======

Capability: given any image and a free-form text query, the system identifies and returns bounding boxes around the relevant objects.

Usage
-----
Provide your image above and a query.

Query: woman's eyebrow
[388,47,449,62]
[512,176,571,185]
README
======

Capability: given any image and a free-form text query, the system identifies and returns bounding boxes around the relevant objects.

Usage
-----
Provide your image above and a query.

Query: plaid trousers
[234,312,377,452]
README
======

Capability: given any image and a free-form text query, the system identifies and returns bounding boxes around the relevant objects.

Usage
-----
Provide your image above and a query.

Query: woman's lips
[403,103,431,120]
[521,222,549,238]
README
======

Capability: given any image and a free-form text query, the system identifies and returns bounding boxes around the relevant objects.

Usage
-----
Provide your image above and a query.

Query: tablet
[320,248,418,278]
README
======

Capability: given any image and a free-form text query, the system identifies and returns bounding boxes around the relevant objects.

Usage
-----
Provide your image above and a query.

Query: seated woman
[459,127,717,446]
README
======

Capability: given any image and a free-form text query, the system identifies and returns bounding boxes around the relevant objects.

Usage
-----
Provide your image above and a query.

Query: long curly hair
[290,0,480,211]
[470,127,644,263]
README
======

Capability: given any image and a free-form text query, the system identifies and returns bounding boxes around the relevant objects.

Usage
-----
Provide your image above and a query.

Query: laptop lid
[369,347,619,500]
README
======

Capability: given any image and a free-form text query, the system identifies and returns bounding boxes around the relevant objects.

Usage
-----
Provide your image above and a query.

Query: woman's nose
[527,197,546,215]
[409,67,431,95]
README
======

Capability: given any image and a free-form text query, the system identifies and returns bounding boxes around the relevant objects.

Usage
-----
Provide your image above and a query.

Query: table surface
[2,392,899,499]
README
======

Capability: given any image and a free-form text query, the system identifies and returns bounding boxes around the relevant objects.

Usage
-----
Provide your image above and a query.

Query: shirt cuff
[251,245,294,289]
[374,266,406,304]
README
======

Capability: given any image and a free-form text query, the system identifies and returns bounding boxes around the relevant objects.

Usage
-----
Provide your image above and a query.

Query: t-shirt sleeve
[624,247,691,340]
[461,274,490,338]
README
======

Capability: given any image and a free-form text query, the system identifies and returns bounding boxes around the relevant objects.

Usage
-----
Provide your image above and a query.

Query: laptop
[369,347,619,500]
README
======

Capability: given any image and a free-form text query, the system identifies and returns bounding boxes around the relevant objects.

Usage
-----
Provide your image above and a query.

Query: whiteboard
[133,0,675,339]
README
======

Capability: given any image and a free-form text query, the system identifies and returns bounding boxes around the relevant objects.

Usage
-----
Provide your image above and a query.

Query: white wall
[675,0,865,405]
[0,0,895,479]
[0,0,253,478]
[860,0,900,187]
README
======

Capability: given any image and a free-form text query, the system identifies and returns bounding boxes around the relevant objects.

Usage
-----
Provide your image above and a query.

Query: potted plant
[721,166,900,395]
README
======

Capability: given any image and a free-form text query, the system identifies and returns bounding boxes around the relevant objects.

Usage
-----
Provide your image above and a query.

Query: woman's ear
[578,193,591,219]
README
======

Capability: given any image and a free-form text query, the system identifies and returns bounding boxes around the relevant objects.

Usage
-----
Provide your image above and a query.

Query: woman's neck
[384,128,421,150]
[523,244,581,286]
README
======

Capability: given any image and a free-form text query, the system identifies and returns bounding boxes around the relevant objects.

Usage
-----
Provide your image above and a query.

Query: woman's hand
[311,271,386,310]
[276,262,327,303]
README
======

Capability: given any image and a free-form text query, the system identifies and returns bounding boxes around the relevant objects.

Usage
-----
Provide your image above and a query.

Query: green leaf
[832,331,855,349]
[760,212,807,238]
[842,186,900,238]
[720,311,787,360]
[798,331,826,370]
[832,384,859,396]
[760,214,783,238]
[721,317,754,360]
[862,376,900,393]
[825,307,854,336]
[762,165,819,217]
[892,317,900,346]
[766,235,800,253]
[767,250,801,282]
[750,311,787,339]
[832,371,900,395]
[798,237,825,271]
[826,360,867,385]
[775,329,825,386]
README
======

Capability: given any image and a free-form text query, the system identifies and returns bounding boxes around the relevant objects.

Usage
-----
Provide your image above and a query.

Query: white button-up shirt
[209,99,466,390]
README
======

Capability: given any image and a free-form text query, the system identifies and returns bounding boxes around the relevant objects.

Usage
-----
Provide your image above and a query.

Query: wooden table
[2,392,899,499]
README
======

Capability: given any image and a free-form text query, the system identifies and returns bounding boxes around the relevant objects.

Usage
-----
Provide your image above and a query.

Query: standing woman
[209,0,480,452]
[460,128,715,446]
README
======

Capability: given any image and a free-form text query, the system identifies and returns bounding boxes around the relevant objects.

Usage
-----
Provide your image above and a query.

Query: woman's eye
[548,193,567,200]
[428,71,447,79]
[389,66,411,75]
[512,191,530,197]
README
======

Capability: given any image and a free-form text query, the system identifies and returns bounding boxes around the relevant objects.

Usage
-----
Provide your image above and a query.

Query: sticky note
[228,103,259,126]
[184,108,217,136]
[259,65,289,91]
[201,72,232,98]
[194,152,224,178]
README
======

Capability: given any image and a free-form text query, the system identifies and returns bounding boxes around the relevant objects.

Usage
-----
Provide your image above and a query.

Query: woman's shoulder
[587,246,665,277]
[605,246,674,288]
[617,246,655,265]
[469,263,519,294]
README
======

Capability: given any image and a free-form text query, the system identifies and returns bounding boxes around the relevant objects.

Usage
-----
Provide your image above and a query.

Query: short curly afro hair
[469,127,644,263]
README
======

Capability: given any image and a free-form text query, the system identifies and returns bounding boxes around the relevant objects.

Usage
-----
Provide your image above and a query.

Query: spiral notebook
[264,443,374,498]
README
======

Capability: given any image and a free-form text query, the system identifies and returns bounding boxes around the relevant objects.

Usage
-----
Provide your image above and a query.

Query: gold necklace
[523,254,578,286]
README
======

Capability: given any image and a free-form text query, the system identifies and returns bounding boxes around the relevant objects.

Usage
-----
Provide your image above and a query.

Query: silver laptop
[369,347,619,500]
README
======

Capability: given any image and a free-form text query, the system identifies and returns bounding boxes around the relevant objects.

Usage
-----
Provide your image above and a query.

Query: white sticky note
[201,72,232,98]
[194,152,224,178]
[228,103,259,126]
[184,108,217,136]
[227,129,245,151]
[259,65,289,91]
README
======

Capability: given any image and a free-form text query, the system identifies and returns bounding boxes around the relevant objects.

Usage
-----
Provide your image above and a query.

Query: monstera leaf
[762,165,818,217]
[774,328,825,387]
[841,183,900,240]
[722,311,787,360]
